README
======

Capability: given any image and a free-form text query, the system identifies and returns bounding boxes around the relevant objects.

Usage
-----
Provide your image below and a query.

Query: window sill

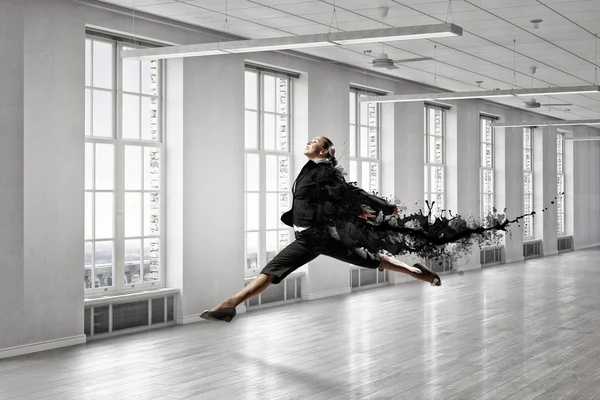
[84,288,179,307]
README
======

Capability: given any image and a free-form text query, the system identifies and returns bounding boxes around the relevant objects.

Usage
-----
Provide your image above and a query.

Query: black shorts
[260,227,382,284]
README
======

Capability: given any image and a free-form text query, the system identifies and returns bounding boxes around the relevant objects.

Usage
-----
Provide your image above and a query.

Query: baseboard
[575,243,600,251]
[179,304,247,324]
[543,250,559,257]
[458,263,481,272]
[0,334,86,360]
[303,287,351,301]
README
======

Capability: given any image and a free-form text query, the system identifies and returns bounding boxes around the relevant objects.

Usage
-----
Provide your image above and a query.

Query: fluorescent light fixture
[225,41,333,54]
[329,23,462,45]
[492,119,600,128]
[121,23,463,60]
[565,137,600,141]
[360,85,600,104]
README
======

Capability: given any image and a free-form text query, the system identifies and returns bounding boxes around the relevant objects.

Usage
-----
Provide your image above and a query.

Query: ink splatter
[306,163,538,265]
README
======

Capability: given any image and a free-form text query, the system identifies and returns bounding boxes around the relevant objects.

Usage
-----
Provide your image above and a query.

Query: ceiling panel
[101,0,600,120]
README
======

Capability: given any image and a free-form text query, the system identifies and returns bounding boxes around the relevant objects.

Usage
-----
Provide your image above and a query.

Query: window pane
[122,94,140,139]
[124,239,142,284]
[266,155,277,192]
[276,114,288,152]
[95,241,114,288]
[144,147,160,190]
[557,153,563,174]
[246,153,259,192]
[246,232,259,271]
[276,77,288,115]
[92,40,113,89]
[557,174,564,193]
[264,113,276,150]
[524,149,532,171]
[279,193,289,228]
[125,146,142,190]
[85,89,91,136]
[85,143,93,190]
[266,231,277,264]
[141,97,159,141]
[85,39,92,87]
[141,60,158,96]
[122,58,140,93]
[361,161,370,192]
[524,128,531,148]
[84,242,93,288]
[95,144,114,190]
[264,75,276,113]
[349,92,356,124]
[431,166,444,193]
[360,126,368,157]
[350,160,358,184]
[144,192,160,237]
[424,165,429,193]
[246,193,259,231]
[370,162,379,194]
[279,156,290,191]
[85,192,93,240]
[95,193,114,239]
[125,192,142,238]
[266,193,278,229]
[524,172,532,193]
[359,98,367,125]
[245,70,258,110]
[483,170,493,193]
[279,230,290,251]
[245,110,258,149]
[368,127,377,158]
[143,238,160,281]
[349,125,356,157]
[483,144,493,167]
[92,90,113,137]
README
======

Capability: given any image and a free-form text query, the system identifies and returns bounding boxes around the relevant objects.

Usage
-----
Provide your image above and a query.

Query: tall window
[523,127,534,240]
[85,35,164,294]
[244,68,293,277]
[557,132,565,236]
[349,89,380,193]
[424,105,446,218]
[480,116,495,222]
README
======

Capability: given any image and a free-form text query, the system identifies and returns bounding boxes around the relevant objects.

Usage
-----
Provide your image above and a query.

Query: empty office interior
[2,0,600,398]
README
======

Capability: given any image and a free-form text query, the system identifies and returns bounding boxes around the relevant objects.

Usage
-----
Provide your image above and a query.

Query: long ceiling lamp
[491,119,600,128]
[565,137,600,141]
[121,23,463,60]
[359,85,600,103]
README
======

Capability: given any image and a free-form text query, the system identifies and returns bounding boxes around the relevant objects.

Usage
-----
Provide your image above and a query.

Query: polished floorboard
[2,248,600,400]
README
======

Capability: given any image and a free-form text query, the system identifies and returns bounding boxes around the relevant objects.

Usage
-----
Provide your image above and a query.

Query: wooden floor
[2,249,600,400]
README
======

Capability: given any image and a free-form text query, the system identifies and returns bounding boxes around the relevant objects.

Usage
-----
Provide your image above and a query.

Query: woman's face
[304,137,327,159]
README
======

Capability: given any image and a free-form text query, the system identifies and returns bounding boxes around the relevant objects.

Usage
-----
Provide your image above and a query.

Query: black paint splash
[307,164,560,264]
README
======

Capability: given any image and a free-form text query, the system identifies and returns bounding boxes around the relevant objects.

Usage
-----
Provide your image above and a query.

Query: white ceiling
[101,0,600,120]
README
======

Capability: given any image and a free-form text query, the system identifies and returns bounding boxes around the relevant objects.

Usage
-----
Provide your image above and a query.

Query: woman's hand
[359,207,376,220]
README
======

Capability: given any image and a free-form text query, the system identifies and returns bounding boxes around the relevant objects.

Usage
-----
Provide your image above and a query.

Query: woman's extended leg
[209,273,274,312]
[379,254,442,286]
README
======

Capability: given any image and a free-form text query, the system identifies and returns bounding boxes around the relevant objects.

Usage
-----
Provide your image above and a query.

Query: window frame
[244,68,294,278]
[523,127,534,240]
[480,115,495,222]
[557,131,566,236]
[85,35,166,297]
[424,104,446,218]
[349,88,382,195]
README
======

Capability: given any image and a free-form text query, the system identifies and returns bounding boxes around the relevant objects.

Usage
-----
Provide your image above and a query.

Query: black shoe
[199,307,237,323]
[413,263,442,287]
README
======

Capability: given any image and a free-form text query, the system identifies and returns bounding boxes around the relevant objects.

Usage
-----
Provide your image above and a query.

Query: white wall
[2,0,600,357]
[0,0,25,352]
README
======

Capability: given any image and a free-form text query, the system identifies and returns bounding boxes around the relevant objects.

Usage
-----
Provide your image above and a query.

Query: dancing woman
[200,136,441,323]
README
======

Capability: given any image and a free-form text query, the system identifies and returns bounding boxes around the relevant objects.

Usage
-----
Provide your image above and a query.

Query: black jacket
[280,160,396,228]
